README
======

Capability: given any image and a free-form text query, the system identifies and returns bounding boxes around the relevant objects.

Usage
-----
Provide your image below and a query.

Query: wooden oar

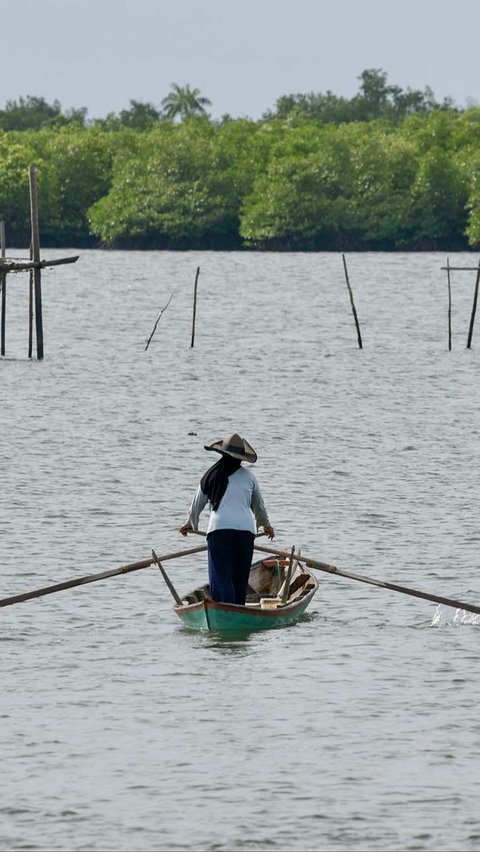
[252,543,480,617]
[0,544,208,609]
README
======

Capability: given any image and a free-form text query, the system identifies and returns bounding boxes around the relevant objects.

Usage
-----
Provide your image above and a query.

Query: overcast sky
[1,0,479,119]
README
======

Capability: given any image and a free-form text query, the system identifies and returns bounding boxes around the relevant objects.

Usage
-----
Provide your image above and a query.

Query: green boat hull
[175,586,317,632]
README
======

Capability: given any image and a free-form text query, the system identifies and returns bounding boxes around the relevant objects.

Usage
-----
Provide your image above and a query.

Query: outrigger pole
[0,545,207,609]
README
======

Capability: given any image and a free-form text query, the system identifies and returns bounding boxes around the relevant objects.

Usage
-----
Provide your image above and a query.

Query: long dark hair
[200,455,241,511]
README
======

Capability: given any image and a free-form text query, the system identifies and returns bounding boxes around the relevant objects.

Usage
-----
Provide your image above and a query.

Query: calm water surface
[2,250,480,851]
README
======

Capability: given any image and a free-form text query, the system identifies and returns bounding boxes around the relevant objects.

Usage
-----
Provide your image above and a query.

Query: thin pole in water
[29,166,43,360]
[28,265,33,359]
[144,292,173,351]
[342,254,363,349]
[190,266,200,348]
[0,220,5,357]
[467,260,480,349]
[28,241,34,359]
[446,257,452,351]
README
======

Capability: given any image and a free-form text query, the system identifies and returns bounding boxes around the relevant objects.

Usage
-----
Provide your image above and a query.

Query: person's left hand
[179,523,193,536]
[263,525,275,540]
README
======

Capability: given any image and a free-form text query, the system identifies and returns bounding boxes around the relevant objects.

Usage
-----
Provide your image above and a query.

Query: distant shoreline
[6,235,475,254]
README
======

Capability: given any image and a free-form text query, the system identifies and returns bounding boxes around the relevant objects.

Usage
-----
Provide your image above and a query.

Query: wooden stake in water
[342,254,363,349]
[144,292,173,351]
[190,266,200,348]
[29,166,43,360]
[28,264,33,359]
[446,257,452,351]
[0,221,5,357]
[467,260,480,349]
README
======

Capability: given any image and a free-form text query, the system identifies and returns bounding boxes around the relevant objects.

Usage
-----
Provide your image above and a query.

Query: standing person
[179,433,275,605]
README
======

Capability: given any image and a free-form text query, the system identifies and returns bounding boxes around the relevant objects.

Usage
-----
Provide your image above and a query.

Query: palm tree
[161,83,211,121]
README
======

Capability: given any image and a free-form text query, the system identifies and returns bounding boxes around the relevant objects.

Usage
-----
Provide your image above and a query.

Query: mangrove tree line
[1,71,480,250]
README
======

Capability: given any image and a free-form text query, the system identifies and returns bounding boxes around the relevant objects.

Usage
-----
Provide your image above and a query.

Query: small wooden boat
[173,554,319,632]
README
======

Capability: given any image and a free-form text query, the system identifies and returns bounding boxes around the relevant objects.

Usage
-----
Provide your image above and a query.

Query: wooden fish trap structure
[0,166,79,360]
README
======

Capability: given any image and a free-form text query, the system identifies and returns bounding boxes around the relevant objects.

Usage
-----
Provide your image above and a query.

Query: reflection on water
[3,250,480,851]
[181,611,319,651]
[203,636,257,651]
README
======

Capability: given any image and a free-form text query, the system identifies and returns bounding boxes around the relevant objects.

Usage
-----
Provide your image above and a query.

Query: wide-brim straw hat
[204,432,257,463]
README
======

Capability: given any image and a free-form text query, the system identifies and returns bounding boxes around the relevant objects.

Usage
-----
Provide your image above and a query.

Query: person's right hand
[179,523,193,537]
[263,525,275,540]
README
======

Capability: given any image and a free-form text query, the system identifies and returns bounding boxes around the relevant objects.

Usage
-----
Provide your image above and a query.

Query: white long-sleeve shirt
[185,466,270,534]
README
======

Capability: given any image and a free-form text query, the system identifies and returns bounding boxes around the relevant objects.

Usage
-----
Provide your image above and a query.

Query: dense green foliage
[1,71,480,250]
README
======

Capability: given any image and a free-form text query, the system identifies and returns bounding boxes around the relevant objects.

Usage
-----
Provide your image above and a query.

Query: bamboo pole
[467,260,480,349]
[441,266,480,271]
[28,242,34,359]
[0,275,4,357]
[446,257,452,351]
[0,544,208,609]
[29,166,43,360]
[0,255,79,273]
[342,254,363,349]
[190,266,200,348]
[0,221,5,357]
[28,268,33,359]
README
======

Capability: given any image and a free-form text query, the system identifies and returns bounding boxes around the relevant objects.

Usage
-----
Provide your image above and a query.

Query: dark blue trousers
[207,529,255,605]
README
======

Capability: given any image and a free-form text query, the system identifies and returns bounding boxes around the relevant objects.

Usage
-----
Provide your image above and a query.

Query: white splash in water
[431,604,480,627]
